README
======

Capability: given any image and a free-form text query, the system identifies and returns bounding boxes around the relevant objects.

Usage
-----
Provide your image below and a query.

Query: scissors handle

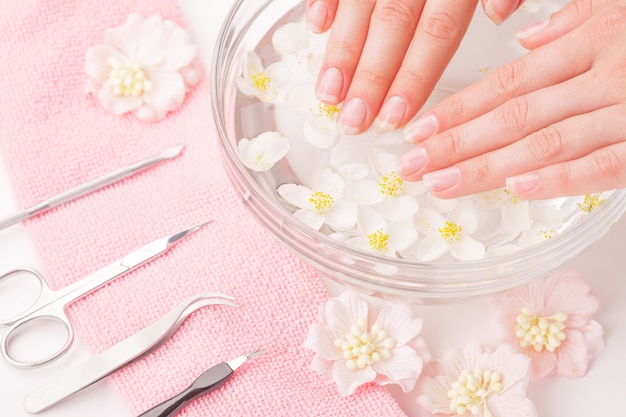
[0,268,52,327]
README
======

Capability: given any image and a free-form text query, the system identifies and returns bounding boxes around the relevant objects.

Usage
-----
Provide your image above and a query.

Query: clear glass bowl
[211,0,626,300]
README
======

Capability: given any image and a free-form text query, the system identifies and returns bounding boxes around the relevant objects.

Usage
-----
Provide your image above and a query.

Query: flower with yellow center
[378,171,404,197]
[236,51,289,103]
[515,307,567,352]
[367,228,389,252]
[334,318,396,370]
[277,168,357,232]
[447,367,503,417]
[577,193,605,213]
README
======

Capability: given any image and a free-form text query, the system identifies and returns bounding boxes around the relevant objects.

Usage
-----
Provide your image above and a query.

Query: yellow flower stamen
[333,318,396,370]
[309,191,334,212]
[447,367,503,417]
[439,221,462,242]
[107,57,152,97]
[577,193,605,213]
[537,228,556,240]
[367,228,389,252]
[503,188,518,204]
[318,103,340,119]
[251,72,271,91]
[515,307,567,352]
[378,171,403,197]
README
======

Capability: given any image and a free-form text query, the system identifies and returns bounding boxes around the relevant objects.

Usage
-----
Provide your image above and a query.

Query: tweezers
[23,293,239,414]
[137,350,265,417]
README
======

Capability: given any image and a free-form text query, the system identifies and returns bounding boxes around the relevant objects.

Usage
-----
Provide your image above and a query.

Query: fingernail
[515,20,549,39]
[317,66,344,103]
[506,173,539,194]
[306,1,329,33]
[376,96,407,130]
[484,0,517,25]
[403,114,438,143]
[394,147,428,178]
[337,97,368,135]
[423,167,461,192]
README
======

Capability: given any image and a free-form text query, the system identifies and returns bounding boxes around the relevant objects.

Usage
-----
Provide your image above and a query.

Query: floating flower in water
[416,342,536,417]
[272,22,329,76]
[237,131,290,172]
[304,291,429,396]
[288,85,341,149]
[577,193,605,213]
[277,167,357,231]
[341,207,418,257]
[236,51,290,103]
[491,268,604,379]
[86,14,201,122]
[476,188,531,232]
[414,202,485,261]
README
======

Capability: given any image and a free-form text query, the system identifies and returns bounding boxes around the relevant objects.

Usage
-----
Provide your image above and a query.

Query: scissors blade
[0,144,184,231]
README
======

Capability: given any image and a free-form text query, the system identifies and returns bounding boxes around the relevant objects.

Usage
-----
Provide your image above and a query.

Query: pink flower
[491,268,604,379]
[86,14,201,122]
[304,291,429,396]
[416,342,536,417]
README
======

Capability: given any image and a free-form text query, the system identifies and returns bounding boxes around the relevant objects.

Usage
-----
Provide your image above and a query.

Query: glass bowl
[211,0,626,301]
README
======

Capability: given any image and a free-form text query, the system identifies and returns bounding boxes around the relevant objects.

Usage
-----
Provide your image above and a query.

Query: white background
[1,1,625,416]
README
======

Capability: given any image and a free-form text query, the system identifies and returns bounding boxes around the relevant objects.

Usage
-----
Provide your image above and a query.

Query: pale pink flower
[416,342,536,417]
[491,268,604,379]
[304,291,429,396]
[86,14,201,122]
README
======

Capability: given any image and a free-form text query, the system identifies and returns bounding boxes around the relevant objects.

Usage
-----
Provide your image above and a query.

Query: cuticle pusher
[23,292,239,414]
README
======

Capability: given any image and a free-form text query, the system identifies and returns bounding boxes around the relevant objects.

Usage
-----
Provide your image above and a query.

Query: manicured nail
[484,0,517,25]
[506,173,539,195]
[316,66,344,103]
[306,1,329,33]
[394,147,428,178]
[376,96,407,130]
[515,20,549,39]
[403,114,438,143]
[423,167,461,192]
[337,97,367,135]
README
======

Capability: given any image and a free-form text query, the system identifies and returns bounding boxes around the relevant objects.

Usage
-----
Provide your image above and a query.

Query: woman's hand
[306,0,524,135]
[396,0,626,200]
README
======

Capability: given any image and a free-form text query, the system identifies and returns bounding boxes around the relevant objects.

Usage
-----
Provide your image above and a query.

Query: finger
[315,0,376,105]
[506,140,626,200]
[421,104,626,198]
[481,0,522,25]
[515,0,594,49]
[396,69,612,182]
[404,23,595,142]
[374,0,477,131]
[306,0,339,33]
[335,0,424,135]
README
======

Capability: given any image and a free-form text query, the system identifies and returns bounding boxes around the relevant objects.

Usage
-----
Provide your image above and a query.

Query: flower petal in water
[236,51,290,103]
[238,131,290,172]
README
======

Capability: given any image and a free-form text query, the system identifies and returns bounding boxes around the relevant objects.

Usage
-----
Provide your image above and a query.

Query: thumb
[481,0,523,24]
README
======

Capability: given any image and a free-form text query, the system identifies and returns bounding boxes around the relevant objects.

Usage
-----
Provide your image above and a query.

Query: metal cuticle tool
[23,293,239,414]
[137,349,265,417]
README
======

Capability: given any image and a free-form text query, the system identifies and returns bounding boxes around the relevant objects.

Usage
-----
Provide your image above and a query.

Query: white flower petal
[357,207,387,236]
[238,132,290,172]
[372,345,423,390]
[272,22,308,56]
[379,195,418,222]
[350,180,385,206]
[97,87,142,115]
[413,208,445,238]
[416,236,451,261]
[325,201,358,231]
[502,199,531,232]
[448,202,481,234]
[294,209,325,230]
[304,324,343,361]
[450,236,486,261]
[375,303,422,346]
[314,168,344,197]
[427,193,459,213]
[303,114,339,149]
[142,69,186,112]
[277,184,314,209]
[325,291,368,331]
[332,360,377,396]
[388,220,418,252]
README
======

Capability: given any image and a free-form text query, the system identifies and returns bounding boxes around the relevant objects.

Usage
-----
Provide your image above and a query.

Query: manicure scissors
[0,221,211,369]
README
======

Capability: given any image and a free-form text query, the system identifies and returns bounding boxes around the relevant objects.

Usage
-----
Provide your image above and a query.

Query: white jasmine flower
[414,202,485,261]
[289,85,341,149]
[277,168,357,231]
[476,188,532,233]
[344,207,418,257]
[237,131,290,172]
[235,51,290,103]
[304,291,430,396]
[86,14,201,122]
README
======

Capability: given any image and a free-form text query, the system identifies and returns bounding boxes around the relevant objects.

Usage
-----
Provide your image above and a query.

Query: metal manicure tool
[0,144,184,231]
[137,350,265,417]
[0,221,210,369]
[23,293,240,414]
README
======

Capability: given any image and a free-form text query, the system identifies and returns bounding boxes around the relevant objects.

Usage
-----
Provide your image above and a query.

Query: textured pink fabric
[0,1,407,416]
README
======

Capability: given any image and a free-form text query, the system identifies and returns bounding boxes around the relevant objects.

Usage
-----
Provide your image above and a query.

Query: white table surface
[1,1,625,416]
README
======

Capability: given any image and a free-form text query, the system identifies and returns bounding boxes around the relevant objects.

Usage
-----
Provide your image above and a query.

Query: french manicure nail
[376,96,408,130]
[515,20,549,39]
[316,66,344,103]
[484,0,517,25]
[306,1,329,33]
[423,167,461,192]
[394,147,428,178]
[403,114,438,143]
[337,97,368,135]
[506,173,539,195]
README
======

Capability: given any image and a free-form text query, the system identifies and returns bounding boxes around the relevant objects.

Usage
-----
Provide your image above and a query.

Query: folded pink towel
[0,1,407,416]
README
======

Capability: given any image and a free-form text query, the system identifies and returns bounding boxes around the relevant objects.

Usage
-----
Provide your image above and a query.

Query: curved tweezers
[24,292,239,414]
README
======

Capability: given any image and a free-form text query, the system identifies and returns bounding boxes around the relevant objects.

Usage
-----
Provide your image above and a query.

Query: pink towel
[0,1,407,416]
